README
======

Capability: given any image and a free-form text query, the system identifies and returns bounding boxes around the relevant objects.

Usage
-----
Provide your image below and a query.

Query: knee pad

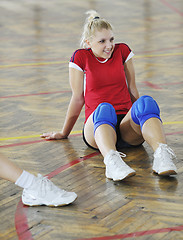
[93,102,117,134]
[131,95,161,129]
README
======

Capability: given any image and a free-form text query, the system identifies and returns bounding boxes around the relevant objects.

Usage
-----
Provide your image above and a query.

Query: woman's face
[87,28,115,59]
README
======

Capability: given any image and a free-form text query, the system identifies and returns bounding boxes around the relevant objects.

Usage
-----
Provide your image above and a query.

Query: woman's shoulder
[70,48,92,62]
[115,43,132,51]
[114,43,134,62]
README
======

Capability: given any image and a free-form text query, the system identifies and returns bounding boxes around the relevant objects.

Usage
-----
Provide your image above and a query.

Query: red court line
[15,152,100,240]
[165,131,183,136]
[142,81,162,89]
[0,134,82,149]
[138,81,183,88]
[0,139,45,148]
[136,44,183,55]
[159,81,183,86]
[78,225,183,240]
[160,0,183,16]
[0,90,71,99]
[46,152,100,179]
[15,201,33,240]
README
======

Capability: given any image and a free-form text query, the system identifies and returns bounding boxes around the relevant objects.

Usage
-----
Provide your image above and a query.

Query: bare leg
[142,118,166,151]
[0,153,23,183]
[84,112,136,181]
[84,113,117,157]
[120,109,177,175]
[95,124,117,157]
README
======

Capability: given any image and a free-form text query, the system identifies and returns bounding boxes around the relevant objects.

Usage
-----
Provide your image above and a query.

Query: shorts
[82,114,142,150]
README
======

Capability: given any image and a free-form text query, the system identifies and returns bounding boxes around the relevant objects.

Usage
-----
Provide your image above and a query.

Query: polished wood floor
[0,0,183,239]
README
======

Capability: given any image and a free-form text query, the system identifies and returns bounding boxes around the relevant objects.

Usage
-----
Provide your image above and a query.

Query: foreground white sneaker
[152,143,177,176]
[22,174,77,207]
[104,150,136,181]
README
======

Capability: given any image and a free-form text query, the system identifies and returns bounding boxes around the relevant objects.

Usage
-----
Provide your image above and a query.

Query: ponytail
[80,10,113,48]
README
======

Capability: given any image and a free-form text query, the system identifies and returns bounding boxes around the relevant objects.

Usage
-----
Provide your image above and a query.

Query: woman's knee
[131,95,161,129]
[93,102,117,135]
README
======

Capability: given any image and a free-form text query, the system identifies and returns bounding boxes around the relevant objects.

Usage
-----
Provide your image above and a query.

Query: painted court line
[0,60,67,68]
[0,90,71,99]
[142,81,162,90]
[163,121,183,125]
[165,131,183,136]
[134,52,183,59]
[15,202,32,240]
[0,134,82,148]
[160,0,183,17]
[0,139,46,148]
[77,225,183,240]
[0,130,82,141]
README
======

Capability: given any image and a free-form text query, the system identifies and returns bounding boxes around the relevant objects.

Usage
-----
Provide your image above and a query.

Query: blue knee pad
[131,95,161,129]
[93,102,117,134]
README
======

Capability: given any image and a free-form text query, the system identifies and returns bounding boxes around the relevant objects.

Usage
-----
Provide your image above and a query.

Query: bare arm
[124,58,139,103]
[41,68,85,139]
[61,68,85,137]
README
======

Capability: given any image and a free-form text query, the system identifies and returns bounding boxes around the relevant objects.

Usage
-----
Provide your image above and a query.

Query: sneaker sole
[23,202,72,207]
[22,196,77,207]
[153,170,177,176]
[107,171,136,181]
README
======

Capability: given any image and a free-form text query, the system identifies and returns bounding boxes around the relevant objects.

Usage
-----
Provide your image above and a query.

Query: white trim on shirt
[69,62,83,72]
[125,51,134,62]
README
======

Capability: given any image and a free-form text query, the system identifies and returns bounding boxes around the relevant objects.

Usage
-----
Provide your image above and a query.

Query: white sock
[15,170,36,189]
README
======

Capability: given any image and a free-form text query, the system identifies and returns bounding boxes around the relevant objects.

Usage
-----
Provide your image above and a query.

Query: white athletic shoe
[104,150,136,181]
[22,174,77,207]
[152,143,177,176]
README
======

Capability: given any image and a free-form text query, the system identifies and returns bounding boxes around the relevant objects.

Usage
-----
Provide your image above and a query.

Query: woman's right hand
[40,132,67,140]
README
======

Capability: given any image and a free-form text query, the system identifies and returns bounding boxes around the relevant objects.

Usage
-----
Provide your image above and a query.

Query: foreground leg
[0,153,77,206]
[0,153,23,182]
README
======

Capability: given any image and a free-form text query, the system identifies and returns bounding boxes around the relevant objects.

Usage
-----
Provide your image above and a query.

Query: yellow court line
[134,52,183,59]
[0,130,82,141]
[0,61,67,68]
[0,121,183,141]
[163,121,183,125]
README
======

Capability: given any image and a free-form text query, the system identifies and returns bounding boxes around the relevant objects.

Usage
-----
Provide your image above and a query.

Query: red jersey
[69,43,134,122]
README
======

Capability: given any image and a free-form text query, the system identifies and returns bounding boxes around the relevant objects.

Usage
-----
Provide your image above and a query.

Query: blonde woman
[42,10,177,181]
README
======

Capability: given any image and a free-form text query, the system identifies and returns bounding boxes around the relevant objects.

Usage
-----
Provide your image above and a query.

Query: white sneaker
[22,174,77,207]
[152,143,177,176]
[104,150,136,181]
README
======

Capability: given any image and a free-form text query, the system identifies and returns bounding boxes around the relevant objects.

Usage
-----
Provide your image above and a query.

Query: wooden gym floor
[0,0,183,239]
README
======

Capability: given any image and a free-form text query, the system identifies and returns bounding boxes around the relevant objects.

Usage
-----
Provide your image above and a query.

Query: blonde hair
[80,10,113,48]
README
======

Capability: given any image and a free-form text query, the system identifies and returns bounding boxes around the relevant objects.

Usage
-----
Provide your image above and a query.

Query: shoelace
[158,144,176,164]
[118,151,126,158]
[37,174,66,196]
[110,151,127,168]
[159,144,176,157]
